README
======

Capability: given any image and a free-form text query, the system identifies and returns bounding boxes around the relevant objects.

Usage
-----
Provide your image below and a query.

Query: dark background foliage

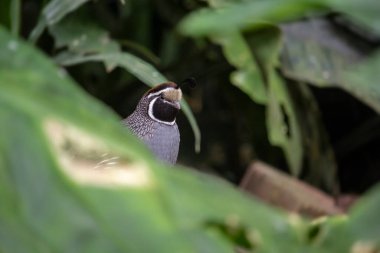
[7,0,380,194]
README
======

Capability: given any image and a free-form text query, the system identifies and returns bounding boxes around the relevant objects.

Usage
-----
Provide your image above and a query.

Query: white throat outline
[148,97,176,125]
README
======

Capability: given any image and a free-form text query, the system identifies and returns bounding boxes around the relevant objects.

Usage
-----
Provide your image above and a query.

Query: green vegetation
[1,0,380,252]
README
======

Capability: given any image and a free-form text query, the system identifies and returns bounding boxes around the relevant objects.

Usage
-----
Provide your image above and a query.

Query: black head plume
[180,77,197,89]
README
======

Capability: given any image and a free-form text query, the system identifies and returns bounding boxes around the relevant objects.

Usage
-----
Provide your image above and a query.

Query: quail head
[123,82,182,164]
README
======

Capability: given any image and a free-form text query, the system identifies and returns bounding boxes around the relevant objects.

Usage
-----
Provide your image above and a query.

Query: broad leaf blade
[342,50,380,113]
[281,19,380,114]
[329,0,380,35]
[213,32,268,105]
[244,26,304,176]
[266,72,303,176]
[350,184,380,244]
[179,0,326,36]
[29,0,90,42]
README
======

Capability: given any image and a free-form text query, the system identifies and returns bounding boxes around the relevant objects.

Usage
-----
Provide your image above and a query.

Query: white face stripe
[148,97,176,125]
[147,87,176,98]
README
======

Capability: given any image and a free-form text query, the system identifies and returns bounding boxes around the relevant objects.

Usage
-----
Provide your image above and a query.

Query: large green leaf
[29,0,91,42]
[179,0,326,36]
[205,0,268,105]
[180,0,380,37]
[212,32,268,105]
[342,50,380,114]
[49,16,121,54]
[350,184,380,245]
[280,18,361,87]
[328,0,380,35]
[281,19,380,114]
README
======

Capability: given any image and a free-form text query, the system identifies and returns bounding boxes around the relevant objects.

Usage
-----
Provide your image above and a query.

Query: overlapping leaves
[179,0,380,183]
[29,0,201,152]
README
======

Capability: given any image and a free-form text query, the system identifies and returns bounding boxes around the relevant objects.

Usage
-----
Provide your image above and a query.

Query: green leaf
[206,0,239,8]
[179,0,326,37]
[281,19,380,114]
[350,184,380,246]
[243,26,304,176]
[266,72,303,176]
[56,52,166,83]
[181,0,380,115]
[49,17,121,54]
[0,143,49,253]
[29,0,91,42]
[213,32,267,105]
[306,215,351,252]
[342,50,380,114]
[328,0,380,35]
[42,0,91,26]
[280,19,358,87]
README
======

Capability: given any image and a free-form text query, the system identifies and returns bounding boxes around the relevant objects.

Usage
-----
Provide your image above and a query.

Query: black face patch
[152,98,179,123]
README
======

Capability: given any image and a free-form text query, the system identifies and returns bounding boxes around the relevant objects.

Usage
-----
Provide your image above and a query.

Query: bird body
[123,82,182,164]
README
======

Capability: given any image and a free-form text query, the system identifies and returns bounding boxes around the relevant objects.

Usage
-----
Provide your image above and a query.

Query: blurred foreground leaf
[350,184,380,244]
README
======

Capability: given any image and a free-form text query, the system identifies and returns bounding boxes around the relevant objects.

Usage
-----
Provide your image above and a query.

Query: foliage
[180,0,380,189]
[1,0,380,252]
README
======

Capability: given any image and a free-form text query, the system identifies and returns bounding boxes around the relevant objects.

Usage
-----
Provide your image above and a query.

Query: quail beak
[162,88,182,109]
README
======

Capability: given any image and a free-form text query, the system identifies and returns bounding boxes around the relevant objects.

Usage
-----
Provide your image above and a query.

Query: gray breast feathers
[140,122,180,164]
[123,115,180,164]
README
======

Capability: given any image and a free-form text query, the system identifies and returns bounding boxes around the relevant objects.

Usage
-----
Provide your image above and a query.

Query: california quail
[123,82,182,164]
